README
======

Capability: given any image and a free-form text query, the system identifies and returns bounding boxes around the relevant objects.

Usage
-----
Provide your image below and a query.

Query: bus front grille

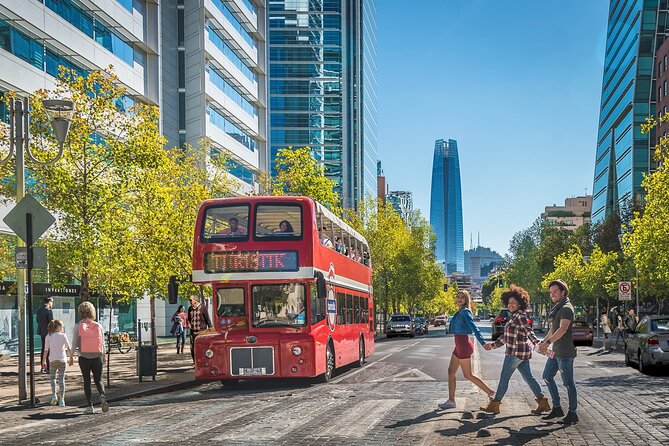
[230,347,275,376]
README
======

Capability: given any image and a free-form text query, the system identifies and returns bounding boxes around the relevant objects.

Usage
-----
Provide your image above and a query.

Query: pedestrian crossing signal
[168,275,178,304]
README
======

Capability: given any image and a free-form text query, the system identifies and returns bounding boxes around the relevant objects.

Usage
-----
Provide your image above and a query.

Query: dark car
[571,320,593,346]
[386,314,415,338]
[624,315,669,374]
[491,309,534,341]
[434,315,447,326]
[414,317,429,335]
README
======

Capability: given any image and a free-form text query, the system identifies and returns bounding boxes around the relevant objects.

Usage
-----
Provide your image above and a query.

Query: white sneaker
[438,400,456,410]
[101,398,109,413]
[83,405,95,415]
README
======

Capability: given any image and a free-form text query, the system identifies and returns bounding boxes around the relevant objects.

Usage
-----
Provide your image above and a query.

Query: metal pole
[596,297,599,340]
[107,298,112,387]
[12,98,27,402]
[635,266,640,317]
[26,212,35,406]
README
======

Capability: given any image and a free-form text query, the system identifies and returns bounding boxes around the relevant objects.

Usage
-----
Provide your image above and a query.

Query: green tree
[0,67,165,300]
[271,147,341,215]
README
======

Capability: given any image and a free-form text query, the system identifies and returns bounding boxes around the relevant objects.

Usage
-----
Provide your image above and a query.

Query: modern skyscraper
[592,0,669,223]
[267,0,377,209]
[161,0,268,192]
[387,190,413,224]
[430,139,464,274]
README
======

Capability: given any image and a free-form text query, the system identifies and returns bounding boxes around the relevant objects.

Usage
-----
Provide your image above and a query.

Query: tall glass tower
[592,0,669,222]
[430,139,464,274]
[267,0,377,209]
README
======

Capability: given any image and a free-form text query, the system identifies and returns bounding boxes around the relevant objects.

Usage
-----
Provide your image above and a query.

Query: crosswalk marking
[321,399,402,438]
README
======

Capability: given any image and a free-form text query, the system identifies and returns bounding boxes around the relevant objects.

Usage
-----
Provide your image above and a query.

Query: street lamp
[618,233,640,317]
[1,96,74,404]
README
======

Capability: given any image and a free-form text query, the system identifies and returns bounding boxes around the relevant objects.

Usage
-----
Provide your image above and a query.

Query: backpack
[78,320,103,353]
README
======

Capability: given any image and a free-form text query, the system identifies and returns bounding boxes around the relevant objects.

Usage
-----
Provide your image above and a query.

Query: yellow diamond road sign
[3,194,56,244]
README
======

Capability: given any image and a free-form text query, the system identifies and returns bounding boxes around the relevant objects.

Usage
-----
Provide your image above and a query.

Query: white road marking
[370,367,436,382]
[321,399,402,437]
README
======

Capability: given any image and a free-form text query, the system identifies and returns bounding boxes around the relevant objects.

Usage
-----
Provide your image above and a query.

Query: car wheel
[409,332,415,338]
[638,350,652,374]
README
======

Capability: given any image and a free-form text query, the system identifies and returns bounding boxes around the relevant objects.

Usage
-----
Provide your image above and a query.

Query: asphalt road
[2,322,668,445]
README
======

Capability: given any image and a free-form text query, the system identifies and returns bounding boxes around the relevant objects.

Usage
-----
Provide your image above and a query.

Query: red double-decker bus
[191,196,374,383]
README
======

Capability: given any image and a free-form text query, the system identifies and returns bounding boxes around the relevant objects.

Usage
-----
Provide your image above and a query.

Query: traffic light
[498,278,503,288]
[443,283,449,292]
[168,275,178,304]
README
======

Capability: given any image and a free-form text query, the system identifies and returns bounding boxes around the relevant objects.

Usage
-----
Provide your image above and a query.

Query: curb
[103,379,202,406]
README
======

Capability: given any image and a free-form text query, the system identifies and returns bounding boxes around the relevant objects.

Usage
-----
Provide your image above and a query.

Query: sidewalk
[0,338,198,410]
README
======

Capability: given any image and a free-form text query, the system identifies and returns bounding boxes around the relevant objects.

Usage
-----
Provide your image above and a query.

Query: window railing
[207,105,256,152]
[210,0,256,49]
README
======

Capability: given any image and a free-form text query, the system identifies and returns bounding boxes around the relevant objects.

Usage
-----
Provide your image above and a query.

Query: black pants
[40,334,49,370]
[190,331,201,361]
[78,356,105,405]
[176,331,185,352]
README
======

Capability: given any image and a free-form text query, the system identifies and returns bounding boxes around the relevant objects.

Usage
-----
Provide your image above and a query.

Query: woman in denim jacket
[438,290,495,410]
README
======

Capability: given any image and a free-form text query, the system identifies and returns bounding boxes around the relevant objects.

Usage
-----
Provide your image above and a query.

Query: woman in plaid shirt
[480,285,550,415]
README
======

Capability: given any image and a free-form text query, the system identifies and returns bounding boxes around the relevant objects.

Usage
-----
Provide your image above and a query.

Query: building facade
[592,0,669,223]
[656,35,669,146]
[161,0,268,192]
[541,195,593,230]
[430,138,464,274]
[464,246,503,287]
[267,0,377,209]
[387,190,413,224]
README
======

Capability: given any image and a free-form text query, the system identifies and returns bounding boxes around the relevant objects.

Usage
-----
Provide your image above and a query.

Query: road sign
[618,281,632,301]
[3,194,56,243]
[15,247,47,269]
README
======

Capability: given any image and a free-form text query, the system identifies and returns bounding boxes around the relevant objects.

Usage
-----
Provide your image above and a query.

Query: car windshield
[390,315,410,322]
[252,283,306,327]
[573,321,589,328]
[651,318,669,331]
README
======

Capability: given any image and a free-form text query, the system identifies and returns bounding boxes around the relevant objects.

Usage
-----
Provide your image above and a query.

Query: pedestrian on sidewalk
[37,297,54,374]
[612,307,625,348]
[187,294,212,361]
[171,305,187,354]
[70,301,109,415]
[538,279,578,425]
[437,290,495,410]
[481,285,550,416]
[624,308,638,336]
[43,320,72,407]
[600,311,612,350]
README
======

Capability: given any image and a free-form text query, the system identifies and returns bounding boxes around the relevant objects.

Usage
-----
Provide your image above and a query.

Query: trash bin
[137,344,158,381]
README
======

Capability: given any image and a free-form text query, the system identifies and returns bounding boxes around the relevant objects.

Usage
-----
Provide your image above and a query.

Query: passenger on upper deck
[320,226,334,248]
[277,220,294,234]
[334,237,344,253]
[218,217,247,236]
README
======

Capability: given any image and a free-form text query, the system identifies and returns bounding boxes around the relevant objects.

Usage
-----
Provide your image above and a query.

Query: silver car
[624,315,669,374]
[386,314,415,338]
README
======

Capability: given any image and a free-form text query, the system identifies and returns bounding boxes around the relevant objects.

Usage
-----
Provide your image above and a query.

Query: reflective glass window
[216,288,245,317]
[207,66,257,116]
[254,204,303,239]
[207,25,256,82]
[211,0,256,48]
[201,204,250,241]
[252,284,306,327]
[207,106,257,151]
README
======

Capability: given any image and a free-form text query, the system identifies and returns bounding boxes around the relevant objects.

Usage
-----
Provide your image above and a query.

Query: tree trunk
[150,295,157,346]
[81,269,90,301]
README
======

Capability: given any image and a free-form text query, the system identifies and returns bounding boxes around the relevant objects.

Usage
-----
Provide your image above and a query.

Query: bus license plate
[241,367,266,376]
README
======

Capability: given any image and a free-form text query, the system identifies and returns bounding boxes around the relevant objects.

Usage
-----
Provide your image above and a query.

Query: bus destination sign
[204,251,298,273]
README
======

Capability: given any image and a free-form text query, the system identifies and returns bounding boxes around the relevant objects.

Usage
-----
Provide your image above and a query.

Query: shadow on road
[26,412,81,421]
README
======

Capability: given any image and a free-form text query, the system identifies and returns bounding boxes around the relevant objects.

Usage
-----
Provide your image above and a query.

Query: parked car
[414,317,429,335]
[624,315,669,374]
[444,316,453,333]
[434,315,447,326]
[386,314,415,338]
[491,309,534,341]
[571,320,593,346]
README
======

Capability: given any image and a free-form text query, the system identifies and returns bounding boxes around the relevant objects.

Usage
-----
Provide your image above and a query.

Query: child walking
[42,320,72,407]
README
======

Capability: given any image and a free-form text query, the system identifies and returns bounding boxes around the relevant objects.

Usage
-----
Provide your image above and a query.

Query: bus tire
[355,337,365,368]
[318,343,335,383]
[220,379,240,387]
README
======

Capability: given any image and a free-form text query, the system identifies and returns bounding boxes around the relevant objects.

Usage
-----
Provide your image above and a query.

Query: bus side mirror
[315,271,327,300]
[168,275,178,304]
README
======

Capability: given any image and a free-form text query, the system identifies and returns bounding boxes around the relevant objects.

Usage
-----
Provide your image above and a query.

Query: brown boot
[480,399,501,414]
[531,397,550,414]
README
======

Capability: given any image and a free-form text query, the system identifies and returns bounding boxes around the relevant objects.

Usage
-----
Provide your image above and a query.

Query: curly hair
[78,301,96,320]
[501,284,530,311]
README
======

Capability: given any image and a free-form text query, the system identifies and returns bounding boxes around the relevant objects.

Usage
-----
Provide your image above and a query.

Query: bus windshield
[202,204,250,241]
[252,283,306,327]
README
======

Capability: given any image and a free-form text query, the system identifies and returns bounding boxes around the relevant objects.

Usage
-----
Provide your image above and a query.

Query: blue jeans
[494,354,544,401]
[543,356,577,412]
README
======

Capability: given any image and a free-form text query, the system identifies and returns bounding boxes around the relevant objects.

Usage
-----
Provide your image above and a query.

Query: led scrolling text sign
[204,251,299,273]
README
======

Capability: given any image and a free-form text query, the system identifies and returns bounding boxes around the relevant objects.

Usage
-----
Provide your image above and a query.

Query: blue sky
[375,0,609,255]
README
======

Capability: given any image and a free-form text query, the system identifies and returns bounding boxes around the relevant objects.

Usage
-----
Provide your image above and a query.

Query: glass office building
[430,139,464,274]
[268,0,377,209]
[592,0,669,222]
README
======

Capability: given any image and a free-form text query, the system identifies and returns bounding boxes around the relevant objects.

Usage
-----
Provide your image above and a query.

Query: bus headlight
[292,346,302,356]
[205,349,214,359]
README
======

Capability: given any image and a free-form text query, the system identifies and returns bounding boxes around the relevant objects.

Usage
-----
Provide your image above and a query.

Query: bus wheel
[355,337,365,368]
[220,379,240,387]
[319,343,335,383]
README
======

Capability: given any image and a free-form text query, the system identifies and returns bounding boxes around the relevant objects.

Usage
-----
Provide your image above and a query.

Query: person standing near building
[612,307,625,348]
[539,279,578,424]
[600,311,612,350]
[438,290,495,410]
[37,297,54,374]
[187,295,212,361]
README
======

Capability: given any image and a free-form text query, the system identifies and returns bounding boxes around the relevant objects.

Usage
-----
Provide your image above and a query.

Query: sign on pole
[3,194,55,243]
[15,247,47,269]
[618,281,632,301]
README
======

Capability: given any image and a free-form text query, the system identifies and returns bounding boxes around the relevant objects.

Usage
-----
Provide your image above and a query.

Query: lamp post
[618,234,640,317]
[1,96,74,404]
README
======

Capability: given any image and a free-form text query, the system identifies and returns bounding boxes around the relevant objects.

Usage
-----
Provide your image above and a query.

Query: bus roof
[313,200,369,247]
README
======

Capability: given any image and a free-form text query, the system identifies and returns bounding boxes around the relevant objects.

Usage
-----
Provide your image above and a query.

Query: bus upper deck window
[255,204,303,240]
[203,205,250,241]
